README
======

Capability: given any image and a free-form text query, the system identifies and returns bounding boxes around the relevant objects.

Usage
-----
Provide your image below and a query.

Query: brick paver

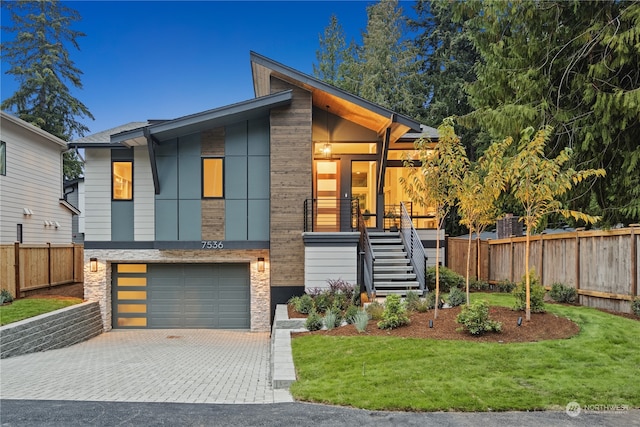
[0,330,293,404]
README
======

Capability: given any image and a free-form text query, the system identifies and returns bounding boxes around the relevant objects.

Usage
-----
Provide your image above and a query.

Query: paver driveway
[0,330,293,404]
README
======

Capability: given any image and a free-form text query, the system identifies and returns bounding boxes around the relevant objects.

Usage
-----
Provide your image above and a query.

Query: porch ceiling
[251,52,420,143]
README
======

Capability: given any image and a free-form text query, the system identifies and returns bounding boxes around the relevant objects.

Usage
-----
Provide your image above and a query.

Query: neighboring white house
[0,111,80,244]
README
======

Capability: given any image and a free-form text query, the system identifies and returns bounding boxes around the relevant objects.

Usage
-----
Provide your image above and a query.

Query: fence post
[47,242,52,287]
[14,241,21,298]
[509,236,514,283]
[575,228,582,291]
[539,233,545,287]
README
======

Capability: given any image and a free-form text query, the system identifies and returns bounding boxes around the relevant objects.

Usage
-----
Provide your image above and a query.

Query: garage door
[112,263,250,329]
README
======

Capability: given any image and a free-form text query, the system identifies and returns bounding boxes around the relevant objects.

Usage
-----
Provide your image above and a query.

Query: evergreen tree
[1,0,94,179]
[359,0,423,118]
[313,14,347,86]
[456,0,640,225]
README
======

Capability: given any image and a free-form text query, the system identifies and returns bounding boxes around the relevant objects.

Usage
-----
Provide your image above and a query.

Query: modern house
[71,52,442,332]
[0,111,80,245]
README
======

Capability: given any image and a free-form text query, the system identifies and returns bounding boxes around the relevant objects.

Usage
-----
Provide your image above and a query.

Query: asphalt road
[1,400,638,427]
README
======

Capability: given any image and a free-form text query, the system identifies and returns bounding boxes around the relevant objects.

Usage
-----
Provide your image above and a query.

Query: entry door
[314,160,340,231]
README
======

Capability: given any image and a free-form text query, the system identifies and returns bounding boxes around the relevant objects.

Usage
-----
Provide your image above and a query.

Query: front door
[314,160,340,231]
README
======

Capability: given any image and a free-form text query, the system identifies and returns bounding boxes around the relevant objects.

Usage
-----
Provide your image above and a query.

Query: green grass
[290,293,640,411]
[0,297,83,326]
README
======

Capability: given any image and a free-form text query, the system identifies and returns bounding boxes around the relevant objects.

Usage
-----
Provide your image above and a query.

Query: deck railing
[399,202,428,291]
[357,207,375,298]
[303,198,359,232]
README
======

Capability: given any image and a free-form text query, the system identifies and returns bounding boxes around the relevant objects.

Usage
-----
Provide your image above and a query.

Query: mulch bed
[289,304,582,343]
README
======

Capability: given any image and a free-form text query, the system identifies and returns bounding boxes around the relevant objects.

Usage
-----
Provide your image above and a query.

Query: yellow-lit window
[113,161,133,200]
[202,158,223,198]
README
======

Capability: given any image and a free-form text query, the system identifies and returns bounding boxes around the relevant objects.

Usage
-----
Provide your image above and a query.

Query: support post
[14,241,21,298]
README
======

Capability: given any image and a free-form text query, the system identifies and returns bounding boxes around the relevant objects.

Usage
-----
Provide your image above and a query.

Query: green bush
[313,291,332,313]
[513,271,546,313]
[632,297,640,317]
[469,278,490,291]
[344,305,360,324]
[404,290,421,312]
[496,280,516,293]
[365,301,384,320]
[327,278,356,308]
[413,299,431,313]
[0,289,14,304]
[377,294,410,330]
[456,299,502,335]
[305,310,323,331]
[425,266,464,293]
[324,310,337,330]
[425,291,437,310]
[447,287,466,307]
[549,283,578,304]
[297,294,315,314]
[353,310,369,333]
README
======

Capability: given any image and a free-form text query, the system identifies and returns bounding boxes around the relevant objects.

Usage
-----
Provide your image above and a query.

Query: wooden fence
[447,227,640,313]
[0,243,84,298]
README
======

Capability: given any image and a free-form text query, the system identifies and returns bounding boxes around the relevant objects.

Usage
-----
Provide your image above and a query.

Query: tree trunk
[434,221,441,319]
[525,229,531,321]
[466,231,472,306]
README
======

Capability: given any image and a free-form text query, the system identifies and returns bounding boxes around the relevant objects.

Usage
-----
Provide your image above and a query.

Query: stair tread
[374,265,414,271]
[375,274,417,279]
[375,259,411,264]
[374,282,420,287]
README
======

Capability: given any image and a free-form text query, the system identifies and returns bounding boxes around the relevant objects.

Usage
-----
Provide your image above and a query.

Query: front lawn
[0,297,83,326]
[290,293,640,411]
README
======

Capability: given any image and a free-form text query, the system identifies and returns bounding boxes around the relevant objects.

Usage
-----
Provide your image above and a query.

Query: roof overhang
[250,51,421,143]
[59,199,81,215]
[111,90,293,146]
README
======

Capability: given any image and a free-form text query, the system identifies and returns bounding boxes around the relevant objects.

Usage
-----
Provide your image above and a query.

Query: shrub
[496,280,516,293]
[344,305,360,324]
[456,299,502,335]
[365,301,384,320]
[377,294,410,330]
[413,299,431,313]
[305,310,323,331]
[327,278,356,307]
[331,292,348,312]
[353,310,369,333]
[324,310,337,330]
[513,271,546,313]
[469,278,490,291]
[404,290,421,312]
[313,291,332,313]
[296,294,315,314]
[425,266,464,293]
[425,291,437,310]
[447,287,466,307]
[0,289,14,304]
[632,297,640,317]
[549,283,578,304]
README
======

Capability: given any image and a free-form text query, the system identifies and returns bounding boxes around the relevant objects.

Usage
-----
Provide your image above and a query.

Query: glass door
[351,161,377,228]
[314,160,340,231]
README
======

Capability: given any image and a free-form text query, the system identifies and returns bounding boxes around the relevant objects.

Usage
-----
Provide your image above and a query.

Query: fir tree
[1,0,94,179]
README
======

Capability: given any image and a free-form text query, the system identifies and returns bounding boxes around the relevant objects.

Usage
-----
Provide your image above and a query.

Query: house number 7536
[201,240,224,249]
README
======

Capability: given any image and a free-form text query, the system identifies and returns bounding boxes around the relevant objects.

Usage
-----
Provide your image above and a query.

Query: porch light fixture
[257,257,265,272]
[90,257,98,272]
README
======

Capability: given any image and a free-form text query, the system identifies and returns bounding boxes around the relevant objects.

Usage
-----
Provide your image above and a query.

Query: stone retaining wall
[0,301,103,359]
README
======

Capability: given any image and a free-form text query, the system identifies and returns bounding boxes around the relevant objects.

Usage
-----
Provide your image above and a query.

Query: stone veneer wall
[84,249,271,332]
[0,301,103,359]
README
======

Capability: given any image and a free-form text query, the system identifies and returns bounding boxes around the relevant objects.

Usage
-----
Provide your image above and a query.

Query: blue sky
[1,1,416,137]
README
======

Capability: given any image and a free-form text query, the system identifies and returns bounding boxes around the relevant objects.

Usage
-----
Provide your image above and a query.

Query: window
[202,158,223,198]
[0,141,6,175]
[17,224,22,243]
[113,161,133,200]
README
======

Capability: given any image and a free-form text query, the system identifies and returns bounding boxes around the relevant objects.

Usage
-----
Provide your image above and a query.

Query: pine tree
[1,0,94,179]
[313,15,347,86]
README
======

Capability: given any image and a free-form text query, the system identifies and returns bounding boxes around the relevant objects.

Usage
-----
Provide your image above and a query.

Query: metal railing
[399,202,428,291]
[357,206,375,298]
[303,198,359,232]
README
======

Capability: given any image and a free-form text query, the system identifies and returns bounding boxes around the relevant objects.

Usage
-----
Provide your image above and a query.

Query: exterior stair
[369,231,422,297]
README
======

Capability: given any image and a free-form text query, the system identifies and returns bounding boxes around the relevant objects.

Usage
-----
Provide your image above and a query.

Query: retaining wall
[0,301,103,359]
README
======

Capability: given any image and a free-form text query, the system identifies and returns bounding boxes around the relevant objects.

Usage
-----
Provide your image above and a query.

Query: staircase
[369,231,422,297]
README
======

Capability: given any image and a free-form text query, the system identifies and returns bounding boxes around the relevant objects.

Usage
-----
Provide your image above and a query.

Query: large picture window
[202,158,224,198]
[0,141,6,175]
[113,161,133,200]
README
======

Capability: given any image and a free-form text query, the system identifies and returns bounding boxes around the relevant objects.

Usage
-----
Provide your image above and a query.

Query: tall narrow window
[0,141,6,175]
[202,158,224,198]
[113,161,133,200]
[17,224,22,243]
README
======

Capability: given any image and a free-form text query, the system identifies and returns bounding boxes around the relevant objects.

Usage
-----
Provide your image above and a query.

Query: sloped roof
[70,122,148,147]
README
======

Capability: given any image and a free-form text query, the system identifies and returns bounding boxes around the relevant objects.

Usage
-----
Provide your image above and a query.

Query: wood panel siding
[202,199,225,240]
[84,149,112,241]
[202,127,225,156]
[134,147,155,241]
[269,77,312,287]
[201,127,225,240]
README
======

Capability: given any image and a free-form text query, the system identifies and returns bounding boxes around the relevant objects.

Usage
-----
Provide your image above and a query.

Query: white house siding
[133,147,154,241]
[303,233,360,291]
[0,114,71,244]
[84,149,111,241]
[418,229,446,267]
